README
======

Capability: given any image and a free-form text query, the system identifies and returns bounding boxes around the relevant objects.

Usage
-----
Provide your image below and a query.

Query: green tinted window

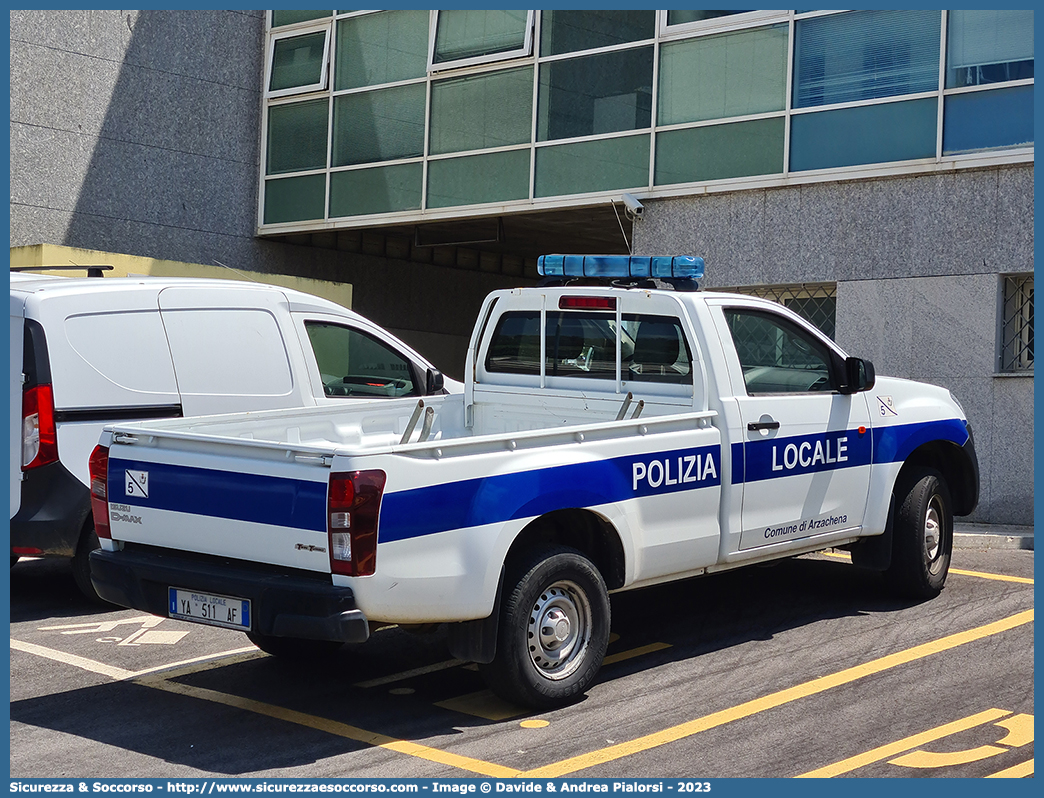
[655,118,784,185]
[267,99,328,175]
[427,150,530,209]
[272,11,331,28]
[335,10,429,90]
[430,67,533,155]
[540,10,655,56]
[329,163,422,217]
[535,135,649,197]
[305,322,418,399]
[333,84,425,167]
[270,31,327,92]
[433,10,529,64]
[264,174,325,224]
[658,25,787,125]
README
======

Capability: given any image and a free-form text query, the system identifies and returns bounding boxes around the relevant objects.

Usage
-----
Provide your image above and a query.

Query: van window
[305,322,418,398]
[163,308,293,396]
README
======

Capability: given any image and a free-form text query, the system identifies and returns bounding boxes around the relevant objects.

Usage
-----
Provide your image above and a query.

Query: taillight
[328,470,386,577]
[22,384,58,470]
[89,445,111,540]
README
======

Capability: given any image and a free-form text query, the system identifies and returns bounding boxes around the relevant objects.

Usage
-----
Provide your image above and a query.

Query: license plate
[169,588,251,631]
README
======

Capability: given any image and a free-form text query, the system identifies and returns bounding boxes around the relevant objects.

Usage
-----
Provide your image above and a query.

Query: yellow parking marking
[521,720,550,729]
[435,689,526,721]
[354,659,465,689]
[798,709,1012,776]
[821,551,1034,584]
[141,675,520,777]
[11,638,136,680]
[986,759,1034,778]
[525,610,1033,777]
[603,642,672,666]
[890,745,1008,768]
[994,713,1034,746]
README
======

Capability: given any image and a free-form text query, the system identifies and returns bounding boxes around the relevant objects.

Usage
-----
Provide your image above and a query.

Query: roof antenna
[610,199,632,255]
[213,260,261,283]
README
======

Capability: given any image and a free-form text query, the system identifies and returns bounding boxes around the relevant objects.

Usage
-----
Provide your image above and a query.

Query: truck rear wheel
[480,545,610,709]
[73,524,108,604]
[246,631,344,659]
[886,469,953,599]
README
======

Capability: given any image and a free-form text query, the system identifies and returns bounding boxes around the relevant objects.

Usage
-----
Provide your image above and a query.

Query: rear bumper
[89,547,370,643]
[10,461,91,557]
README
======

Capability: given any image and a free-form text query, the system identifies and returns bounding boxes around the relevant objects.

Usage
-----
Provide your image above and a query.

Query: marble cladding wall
[8,9,515,379]
[636,169,1034,524]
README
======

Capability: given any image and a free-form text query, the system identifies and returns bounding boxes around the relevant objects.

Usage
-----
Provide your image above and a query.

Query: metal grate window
[1000,273,1034,372]
[719,282,837,339]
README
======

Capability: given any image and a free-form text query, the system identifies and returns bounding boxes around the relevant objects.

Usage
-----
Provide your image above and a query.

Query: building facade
[9,10,1033,524]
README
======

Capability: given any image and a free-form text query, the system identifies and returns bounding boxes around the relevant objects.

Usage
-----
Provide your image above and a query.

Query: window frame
[657,9,790,40]
[427,10,536,74]
[998,273,1034,374]
[265,23,332,99]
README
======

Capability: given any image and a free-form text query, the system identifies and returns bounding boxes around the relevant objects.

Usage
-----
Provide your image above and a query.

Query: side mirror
[425,368,445,395]
[841,357,875,394]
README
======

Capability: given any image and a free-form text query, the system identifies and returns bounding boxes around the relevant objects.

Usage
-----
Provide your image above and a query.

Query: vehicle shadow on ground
[10,556,928,775]
[9,557,113,623]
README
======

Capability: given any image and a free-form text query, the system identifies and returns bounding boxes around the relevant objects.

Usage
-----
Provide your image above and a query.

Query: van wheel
[73,524,109,604]
[479,546,610,710]
[246,632,344,659]
[886,469,953,600]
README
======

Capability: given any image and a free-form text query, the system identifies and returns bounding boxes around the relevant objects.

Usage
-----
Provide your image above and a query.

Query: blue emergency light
[537,254,705,280]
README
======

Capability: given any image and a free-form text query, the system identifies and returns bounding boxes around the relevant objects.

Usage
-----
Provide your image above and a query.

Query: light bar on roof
[537,254,705,280]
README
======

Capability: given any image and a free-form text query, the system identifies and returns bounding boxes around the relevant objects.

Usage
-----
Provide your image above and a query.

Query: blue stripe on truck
[109,457,328,532]
[378,444,722,543]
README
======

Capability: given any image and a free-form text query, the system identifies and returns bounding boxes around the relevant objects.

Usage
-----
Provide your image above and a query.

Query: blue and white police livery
[88,255,978,710]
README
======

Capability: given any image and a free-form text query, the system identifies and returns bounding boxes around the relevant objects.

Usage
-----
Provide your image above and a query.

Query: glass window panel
[433,10,529,64]
[789,98,937,171]
[667,11,754,26]
[655,117,784,185]
[270,31,328,92]
[724,309,833,394]
[427,150,530,209]
[335,10,428,90]
[538,47,654,141]
[332,84,425,166]
[305,322,418,398]
[540,11,655,56]
[946,10,1034,88]
[272,11,331,28]
[264,174,325,224]
[535,134,649,197]
[267,99,329,175]
[658,25,787,125]
[793,10,941,108]
[430,67,533,155]
[943,85,1033,155]
[329,163,422,217]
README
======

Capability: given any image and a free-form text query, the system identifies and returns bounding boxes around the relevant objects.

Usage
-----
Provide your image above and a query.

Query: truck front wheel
[480,546,610,709]
[886,469,953,600]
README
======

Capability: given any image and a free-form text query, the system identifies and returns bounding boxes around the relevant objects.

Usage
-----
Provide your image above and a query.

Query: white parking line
[353,659,465,688]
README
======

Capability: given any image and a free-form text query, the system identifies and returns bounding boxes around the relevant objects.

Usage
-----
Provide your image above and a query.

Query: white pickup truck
[90,255,978,709]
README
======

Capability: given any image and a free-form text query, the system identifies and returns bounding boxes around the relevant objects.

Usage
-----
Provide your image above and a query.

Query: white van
[10,272,458,598]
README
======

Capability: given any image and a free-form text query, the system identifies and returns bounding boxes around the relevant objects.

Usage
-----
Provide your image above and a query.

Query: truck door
[719,305,872,550]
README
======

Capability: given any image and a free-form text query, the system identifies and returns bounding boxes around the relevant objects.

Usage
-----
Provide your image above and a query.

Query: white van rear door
[10,293,25,519]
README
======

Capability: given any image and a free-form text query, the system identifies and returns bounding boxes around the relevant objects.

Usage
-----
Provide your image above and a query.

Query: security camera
[621,192,644,219]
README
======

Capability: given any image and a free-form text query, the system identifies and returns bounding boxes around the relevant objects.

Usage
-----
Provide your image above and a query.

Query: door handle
[747,420,780,431]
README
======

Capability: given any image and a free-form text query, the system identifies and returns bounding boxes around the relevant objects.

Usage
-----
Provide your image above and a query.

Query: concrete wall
[635,166,1034,524]
[9,9,516,379]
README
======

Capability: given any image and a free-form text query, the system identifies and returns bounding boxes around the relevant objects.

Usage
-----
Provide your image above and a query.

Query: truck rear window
[485,311,692,384]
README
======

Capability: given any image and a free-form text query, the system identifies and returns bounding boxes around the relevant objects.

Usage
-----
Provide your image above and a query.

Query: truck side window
[623,314,692,384]
[305,322,418,398]
[485,311,618,379]
[723,309,833,394]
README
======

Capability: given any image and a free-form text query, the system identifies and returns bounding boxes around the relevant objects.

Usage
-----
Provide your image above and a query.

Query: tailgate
[105,442,333,573]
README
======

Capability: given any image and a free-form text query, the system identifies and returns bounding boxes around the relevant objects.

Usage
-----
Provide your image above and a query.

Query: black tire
[479,545,610,710]
[73,524,110,604]
[885,469,953,600]
[246,631,344,659]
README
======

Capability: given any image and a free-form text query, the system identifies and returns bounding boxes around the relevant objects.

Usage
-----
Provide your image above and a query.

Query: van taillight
[328,470,386,577]
[89,445,111,540]
[22,384,58,470]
